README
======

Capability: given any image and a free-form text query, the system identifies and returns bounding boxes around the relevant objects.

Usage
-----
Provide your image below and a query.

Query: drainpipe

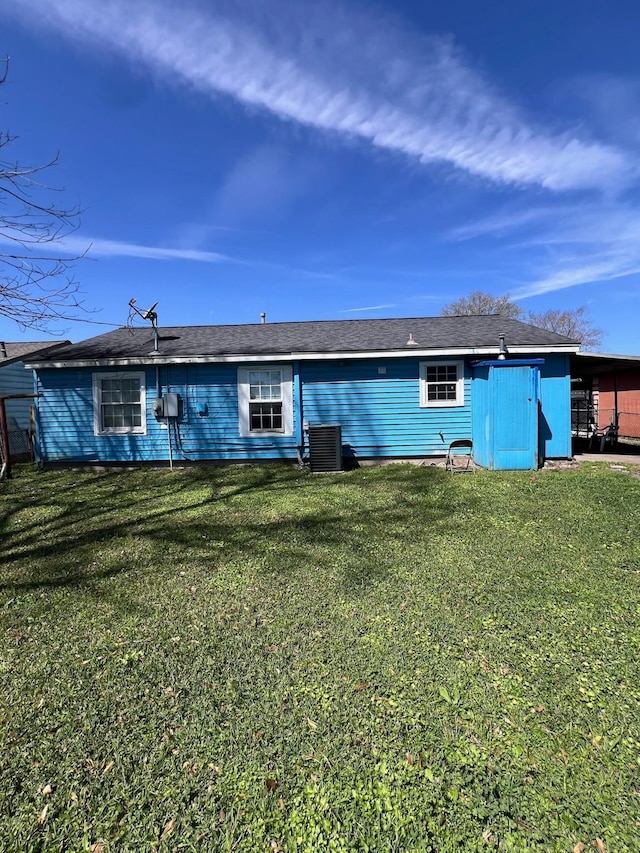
[294,361,304,465]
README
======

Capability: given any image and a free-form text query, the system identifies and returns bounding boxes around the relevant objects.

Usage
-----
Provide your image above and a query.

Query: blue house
[25,315,579,470]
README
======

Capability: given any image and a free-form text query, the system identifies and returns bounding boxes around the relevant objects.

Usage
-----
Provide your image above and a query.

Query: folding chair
[445,439,474,473]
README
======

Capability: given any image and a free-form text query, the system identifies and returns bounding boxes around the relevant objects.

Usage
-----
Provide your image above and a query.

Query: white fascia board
[293,345,580,358]
[575,351,640,362]
[27,343,579,369]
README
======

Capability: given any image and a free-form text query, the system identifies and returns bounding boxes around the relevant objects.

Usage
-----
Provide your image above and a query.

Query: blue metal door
[491,365,539,470]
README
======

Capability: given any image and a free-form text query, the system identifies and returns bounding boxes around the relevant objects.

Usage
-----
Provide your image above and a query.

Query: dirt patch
[543,459,580,470]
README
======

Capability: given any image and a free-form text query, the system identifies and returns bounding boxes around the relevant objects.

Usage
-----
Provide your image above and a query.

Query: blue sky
[1,0,639,351]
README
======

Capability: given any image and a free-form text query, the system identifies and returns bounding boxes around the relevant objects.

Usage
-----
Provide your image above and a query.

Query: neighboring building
[25,316,579,470]
[0,340,69,458]
[571,352,640,440]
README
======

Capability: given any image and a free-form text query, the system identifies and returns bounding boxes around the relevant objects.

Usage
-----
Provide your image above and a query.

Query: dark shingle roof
[25,316,579,363]
[0,340,70,366]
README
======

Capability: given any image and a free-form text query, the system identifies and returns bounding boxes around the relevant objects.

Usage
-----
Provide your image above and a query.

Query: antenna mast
[128,298,159,353]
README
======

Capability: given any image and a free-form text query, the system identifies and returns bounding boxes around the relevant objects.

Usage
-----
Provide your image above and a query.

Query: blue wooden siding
[35,358,471,463]
[300,359,471,459]
[35,364,301,463]
[539,354,572,459]
[35,355,569,464]
[36,368,157,463]
[163,364,299,460]
[470,364,491,468]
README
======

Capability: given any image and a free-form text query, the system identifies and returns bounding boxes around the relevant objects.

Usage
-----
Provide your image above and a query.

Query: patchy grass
[1,462,639,852]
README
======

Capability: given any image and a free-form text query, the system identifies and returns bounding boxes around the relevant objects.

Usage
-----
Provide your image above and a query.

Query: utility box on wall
[471,360,543,470]
[152,393,181,418]
[163,393,180,418]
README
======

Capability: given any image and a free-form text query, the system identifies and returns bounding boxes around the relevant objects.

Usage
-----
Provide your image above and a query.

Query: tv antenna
[128,298,160,353]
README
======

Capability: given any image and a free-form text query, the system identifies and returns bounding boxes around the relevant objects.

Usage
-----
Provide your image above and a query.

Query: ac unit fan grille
[308,424,343,473]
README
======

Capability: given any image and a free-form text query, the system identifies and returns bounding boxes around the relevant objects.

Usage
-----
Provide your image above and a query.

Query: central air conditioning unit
[308,423,343,473]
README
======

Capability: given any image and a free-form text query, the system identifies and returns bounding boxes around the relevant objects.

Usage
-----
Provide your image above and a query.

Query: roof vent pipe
[406,333,418,346]
[498,334,507,360]
[260,312,266,324]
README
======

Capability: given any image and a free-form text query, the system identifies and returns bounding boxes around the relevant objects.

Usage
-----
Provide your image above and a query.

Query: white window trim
[419,360,465,408]
[92,371,147,436]
[238,365,293,437]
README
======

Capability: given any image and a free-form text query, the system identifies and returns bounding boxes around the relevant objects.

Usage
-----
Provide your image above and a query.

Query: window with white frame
[419,361,464,407]
[238,366,293,437]
[93,372,146,435]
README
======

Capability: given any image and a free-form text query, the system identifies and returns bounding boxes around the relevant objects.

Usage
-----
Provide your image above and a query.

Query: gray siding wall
[1,361,34,429]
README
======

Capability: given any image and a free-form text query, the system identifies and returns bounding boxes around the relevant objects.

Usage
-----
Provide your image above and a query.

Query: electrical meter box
[163,392,180,418]
[152,393,180,418]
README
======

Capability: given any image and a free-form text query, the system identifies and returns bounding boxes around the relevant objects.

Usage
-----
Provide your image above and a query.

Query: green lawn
[1,463,639,852]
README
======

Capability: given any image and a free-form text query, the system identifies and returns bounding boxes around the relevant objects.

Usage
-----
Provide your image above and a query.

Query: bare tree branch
[440,289,604,350]
[525,306,603,350]
[1,57,93,332]
[441,290,523,319]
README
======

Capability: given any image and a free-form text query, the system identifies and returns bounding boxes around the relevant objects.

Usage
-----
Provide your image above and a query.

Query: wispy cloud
[5,0,635,193]
[455,202,640,297]
[448,207,567,242]
[60,235,229,263]
[514,259,640,298]
[339,304,397,313]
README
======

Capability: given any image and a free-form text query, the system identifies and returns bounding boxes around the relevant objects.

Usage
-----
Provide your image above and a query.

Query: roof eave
[26,343,580,369]
[573,351,640,362]
[2,342,71,368]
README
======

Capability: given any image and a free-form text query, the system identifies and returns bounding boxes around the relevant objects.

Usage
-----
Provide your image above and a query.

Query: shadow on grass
[0,464,473,600]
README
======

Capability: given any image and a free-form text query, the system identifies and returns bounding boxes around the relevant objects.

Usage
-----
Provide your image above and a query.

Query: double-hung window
[419,361,464,407]
[238,366,293,437]
[93,372,146,435]
[249,369,283,431]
